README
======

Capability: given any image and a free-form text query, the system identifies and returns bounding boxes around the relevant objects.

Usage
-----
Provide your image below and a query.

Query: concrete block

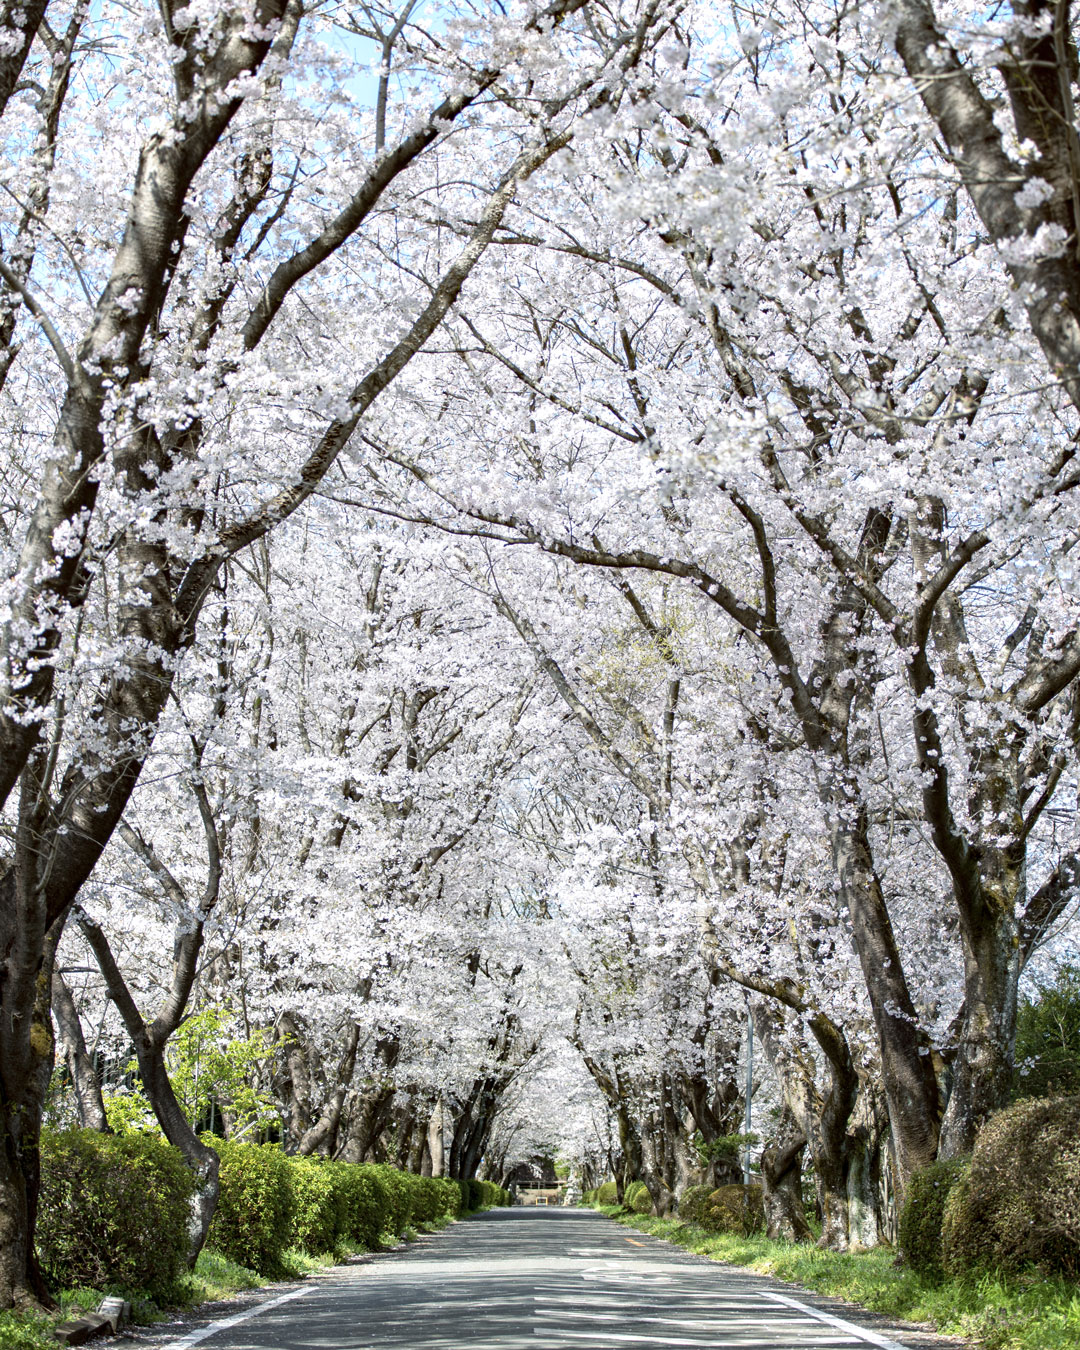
[53,1313,113,1345]
[98,1298,129,1332]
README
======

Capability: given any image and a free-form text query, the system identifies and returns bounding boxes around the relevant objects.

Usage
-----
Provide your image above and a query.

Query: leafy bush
[678,1183,713,1224]
[327,1163,390,1250]
[470,1179,509,1208]
[697,1184,764,1235]
[596,1180,619,1204]
[899,1156,969,1282]
[370,1163,414,1235]
[286,1157,347,1255]
[942,1095,1080,1279]
[404,1174,449,1225]
[207,1138,293,1275]
[692,1132,759,1177]
[38,1128,194,1299]
[0,1312,53,1350]
[431,1176,464,1218]
[624,1180,653,1214]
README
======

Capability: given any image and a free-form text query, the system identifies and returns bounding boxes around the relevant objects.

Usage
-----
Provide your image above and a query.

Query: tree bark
[760,1107,811,1243]
[50,972,108,1132]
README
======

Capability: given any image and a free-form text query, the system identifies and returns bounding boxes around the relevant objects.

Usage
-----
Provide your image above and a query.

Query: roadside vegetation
[0,1128,506,1350]
[585,1089,1080,1350]
[593,1206,1080,1350]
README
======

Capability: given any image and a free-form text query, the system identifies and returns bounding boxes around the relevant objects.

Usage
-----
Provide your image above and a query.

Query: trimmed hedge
[696,1184,764,1235]
[470,1179,510,1208]
[942,1095,1080,1279]
[370,1163,414,1236]
[287,1156,348,1256]
[326,1162,389,1252]
[207,1138,294,1276]
[37,1128,195,1299]
[38,1124,495,1292]
[624,1180,653,1214]
[677,1183,713,1224]
[596,1180,619,1204]
[283,1161,469,1258]
[899,1156,968,1282]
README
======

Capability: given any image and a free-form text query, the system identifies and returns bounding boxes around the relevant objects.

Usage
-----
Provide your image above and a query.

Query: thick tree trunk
[760,1107,811,1243]
[939,897,1020,1156]
[0,953,56,1309]
[752,1002,861,1250]
[616,1104,642,1204]
[340,1085,396,1163]
[826,800,942,1195]
[0,839,64,1309]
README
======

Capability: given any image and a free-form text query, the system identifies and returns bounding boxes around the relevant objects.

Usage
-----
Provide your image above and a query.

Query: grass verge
[594,1206,1080,1350]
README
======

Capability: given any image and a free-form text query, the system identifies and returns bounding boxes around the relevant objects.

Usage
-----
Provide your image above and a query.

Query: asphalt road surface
[131,1209,959,1350]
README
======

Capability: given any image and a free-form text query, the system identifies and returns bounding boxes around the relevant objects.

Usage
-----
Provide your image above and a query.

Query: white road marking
[155,1287,310,1350]
[760,1291,912,1350]
[534,1333,859,1347]
[534,1306,840,1332]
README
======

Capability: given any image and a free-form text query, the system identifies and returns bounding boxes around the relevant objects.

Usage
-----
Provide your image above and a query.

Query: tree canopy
[2,0,1080,1306]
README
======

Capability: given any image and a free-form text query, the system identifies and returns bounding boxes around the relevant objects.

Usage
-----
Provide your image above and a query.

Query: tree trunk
[939,887,1020,1156]
[826,796,942,1194]
[0,851,64,1309]
[50,972,108,1132]
[752,1002,860,1250]
[135,1044,220,1266]
[0,918,57,1308]
[426,1102,445,1176]
[760,1107,811,1243]
[341,1084,395,1163]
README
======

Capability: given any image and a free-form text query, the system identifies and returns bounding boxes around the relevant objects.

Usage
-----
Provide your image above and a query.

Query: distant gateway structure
[513,1181,565,1206]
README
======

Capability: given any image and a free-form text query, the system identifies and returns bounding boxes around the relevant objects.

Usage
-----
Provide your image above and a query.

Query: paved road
[133,1209,959,1350]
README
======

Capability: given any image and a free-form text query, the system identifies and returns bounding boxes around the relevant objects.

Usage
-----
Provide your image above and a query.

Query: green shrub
[327,1163,390,1250]
[899,1156,968,1282]
[942,1095,1080,1279]
[471,1179,509,1208]
[370,1164,414,1235]
[207,1138,293,1275]
[432,1176,463,1218]
[404,1175,445,1225]
[678,1183,712,1224]
[37,1128,194,1299]
[624,1180,653,1214]
[698,1184,764,1235]
[286,1156,347,1255]
[596,1180,619,1204]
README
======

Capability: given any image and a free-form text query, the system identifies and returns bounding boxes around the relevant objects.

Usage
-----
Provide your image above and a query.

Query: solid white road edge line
[760,1290,911,1350]
[156,1286,311,1350]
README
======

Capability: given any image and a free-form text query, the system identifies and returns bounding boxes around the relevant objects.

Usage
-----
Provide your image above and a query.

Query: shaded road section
[133,1209,960,1350]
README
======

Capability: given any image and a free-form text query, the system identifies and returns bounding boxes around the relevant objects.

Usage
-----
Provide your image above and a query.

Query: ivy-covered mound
[898,1157,969,1283]
[677,1183,764,1235]
[942,1095,1080,1280]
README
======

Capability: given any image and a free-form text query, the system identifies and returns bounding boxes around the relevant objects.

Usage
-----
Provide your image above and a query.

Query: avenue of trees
[2,0,1080,1308]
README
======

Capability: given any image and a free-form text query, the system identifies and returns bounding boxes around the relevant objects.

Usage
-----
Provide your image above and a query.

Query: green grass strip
[594,1206,1080,1350]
